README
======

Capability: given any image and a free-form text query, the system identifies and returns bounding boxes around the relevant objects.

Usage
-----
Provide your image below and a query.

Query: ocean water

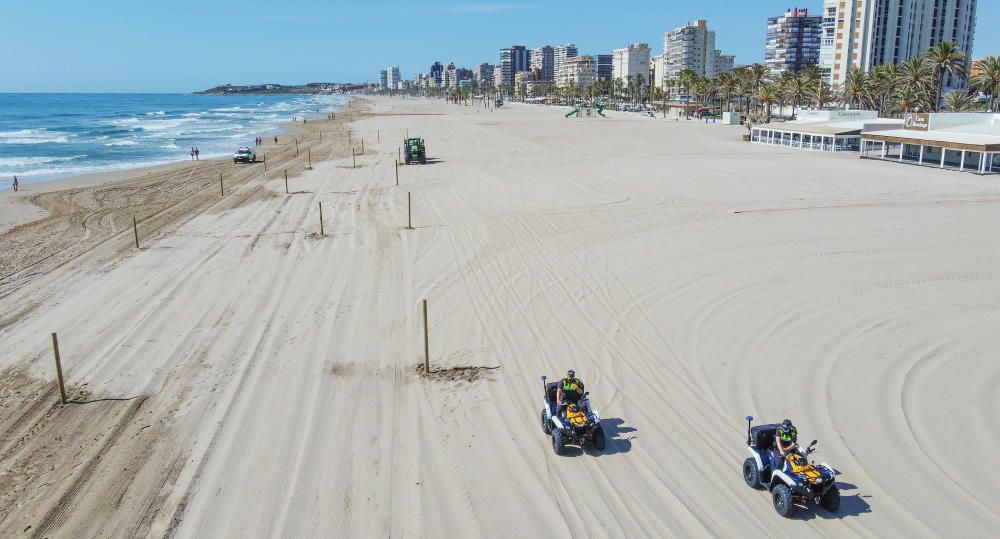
[0,93,349,183]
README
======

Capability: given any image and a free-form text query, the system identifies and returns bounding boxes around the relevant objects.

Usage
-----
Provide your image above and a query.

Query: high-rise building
[651,55,666,89]
[500,45,530,87]
[387,66,401,89]
[430,62,444,87]
[820,0,978,89]
[596,54,613,82]
[554,44,579,82]
[766,8,822,75]
[531,46,555,82]
[493,66,503,88]
[558,55,596,89]
[477,63,496,84]
[378,70,388,90]
[663,20,734,82]
[612,43,651,83]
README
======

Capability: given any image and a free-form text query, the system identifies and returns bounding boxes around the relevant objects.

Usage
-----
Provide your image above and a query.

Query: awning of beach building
[750,118,902,152]
[860,123,1000,175]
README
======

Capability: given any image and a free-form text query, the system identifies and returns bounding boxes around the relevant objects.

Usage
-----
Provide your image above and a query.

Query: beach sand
[1,96,998,537]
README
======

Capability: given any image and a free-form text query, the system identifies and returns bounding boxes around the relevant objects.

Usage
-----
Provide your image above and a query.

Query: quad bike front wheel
[541,409,551,435]
[552,430,566,455]
[772,484,794,518]
[820,484,840,512]
[743,458,762,489]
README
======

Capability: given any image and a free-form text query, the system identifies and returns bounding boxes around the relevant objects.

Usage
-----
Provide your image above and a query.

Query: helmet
[782,419,793,428]
[567,369,576,378]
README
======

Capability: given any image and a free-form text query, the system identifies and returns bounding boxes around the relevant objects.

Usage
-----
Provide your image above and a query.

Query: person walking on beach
[194,147,200,160]
[274,136,278,144]
[11,175,18,192]
[190,147,195,160]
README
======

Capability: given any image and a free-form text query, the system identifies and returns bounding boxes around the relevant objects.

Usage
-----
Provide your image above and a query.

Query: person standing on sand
[274,136,278,144]
[12,175,18,192]
[190,147,195,160]
[195,147,200,160]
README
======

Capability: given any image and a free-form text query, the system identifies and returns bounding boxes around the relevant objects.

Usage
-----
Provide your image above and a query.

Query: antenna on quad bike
[540,375,547,394]
[745,416,754,445]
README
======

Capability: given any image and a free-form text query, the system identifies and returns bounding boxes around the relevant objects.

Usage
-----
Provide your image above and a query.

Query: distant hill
[194,83,363,95]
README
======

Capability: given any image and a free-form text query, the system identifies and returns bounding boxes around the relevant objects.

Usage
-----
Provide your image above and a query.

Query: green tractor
[403,137,427,165]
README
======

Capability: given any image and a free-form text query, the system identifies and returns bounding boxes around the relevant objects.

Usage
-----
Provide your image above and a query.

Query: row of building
[378,0,979,93]
[769,0,977,89]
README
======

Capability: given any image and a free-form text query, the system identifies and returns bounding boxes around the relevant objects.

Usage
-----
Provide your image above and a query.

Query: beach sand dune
[1,97,998,537]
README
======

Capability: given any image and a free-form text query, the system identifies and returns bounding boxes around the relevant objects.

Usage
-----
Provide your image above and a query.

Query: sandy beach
[1,96,999,537]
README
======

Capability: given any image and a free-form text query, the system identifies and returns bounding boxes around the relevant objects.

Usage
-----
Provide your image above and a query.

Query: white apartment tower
[663,20,734,83]
[558,55,596,89]
[820,0,978,89]
[612,43,651,83]
[387,65,401,89]
[553,44,579,84]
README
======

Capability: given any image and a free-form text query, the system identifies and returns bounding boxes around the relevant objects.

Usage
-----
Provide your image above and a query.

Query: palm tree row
[381,42,996,117]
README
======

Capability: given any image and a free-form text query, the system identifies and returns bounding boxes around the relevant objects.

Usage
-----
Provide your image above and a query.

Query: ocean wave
[0,155,86,167]
[145,110,167,116]
[0,128,72,144]
[105,140,139,146]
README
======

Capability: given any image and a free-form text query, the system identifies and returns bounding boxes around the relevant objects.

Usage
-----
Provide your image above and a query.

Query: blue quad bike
[743,416,841,517]
[539,375,605,455]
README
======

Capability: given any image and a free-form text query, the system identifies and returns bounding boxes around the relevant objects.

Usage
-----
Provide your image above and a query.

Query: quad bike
[743,416,840,518]
[539,375,606,455]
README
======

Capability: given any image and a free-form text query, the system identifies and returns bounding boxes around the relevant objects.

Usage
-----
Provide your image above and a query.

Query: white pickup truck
[233,147,257,164]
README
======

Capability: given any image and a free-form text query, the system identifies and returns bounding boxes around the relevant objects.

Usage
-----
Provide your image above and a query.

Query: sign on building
[904,113,930,132]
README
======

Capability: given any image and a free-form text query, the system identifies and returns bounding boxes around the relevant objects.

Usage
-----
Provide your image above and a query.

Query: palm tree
[808,81,836,109]
[971,56,1000,111]
[786,76,809,118]
[747,64,770,93]
[923,41,967,111]
[716,72,738,112]
[896,85,926,114]
[896,57,934,110]
[867,63,899,116]
[758,83,779,121]
[841,67,869,109]
[942,89,975,111]
[678,68,698,100]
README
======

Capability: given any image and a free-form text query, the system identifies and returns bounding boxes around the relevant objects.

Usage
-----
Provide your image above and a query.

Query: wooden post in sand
[132,213,139,249]
[284,169,288,194]
[395,160,399,185]
[295,139,299,157]
[361,139,365,154]
[318,202,325,236]
[51,332,67,405]
[319,131,322,143]
[263,153,267,172]
[407,192,413,230]
[377,129,380,143]
[352,148,356,169]
[219,172,224,196]
[308,148,312,170]
[422,299,430,372]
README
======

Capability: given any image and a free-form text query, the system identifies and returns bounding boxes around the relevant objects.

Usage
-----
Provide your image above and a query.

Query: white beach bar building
[860,113,1000,175]
[751,110,901,152]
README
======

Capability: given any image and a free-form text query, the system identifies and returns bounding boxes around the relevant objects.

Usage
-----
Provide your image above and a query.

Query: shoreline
[0,99,368,297]
[0,100,355,233]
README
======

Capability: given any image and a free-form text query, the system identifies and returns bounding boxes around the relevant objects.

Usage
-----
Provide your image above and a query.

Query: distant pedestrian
[274,136,278,144]
[194,147,200,160]
[190,147,195,160]
[12,175,18,192]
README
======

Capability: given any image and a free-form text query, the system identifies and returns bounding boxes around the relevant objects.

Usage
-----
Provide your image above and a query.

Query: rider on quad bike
[773,419,797,471]
[556,370,585,418]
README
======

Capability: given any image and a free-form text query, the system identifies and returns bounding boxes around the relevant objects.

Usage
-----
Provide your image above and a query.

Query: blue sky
[1,0,997,92]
